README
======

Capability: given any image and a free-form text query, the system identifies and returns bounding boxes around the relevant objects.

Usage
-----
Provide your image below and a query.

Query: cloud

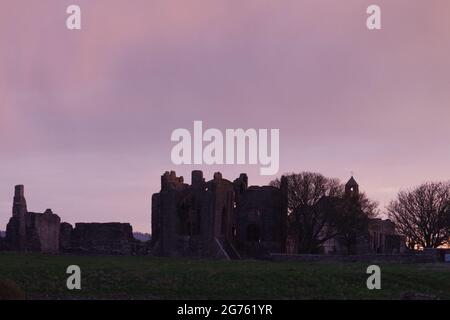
[1,0,450,231]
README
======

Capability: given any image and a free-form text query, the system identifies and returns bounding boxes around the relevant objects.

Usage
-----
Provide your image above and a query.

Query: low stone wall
[269,253,439,263]
[422,248,450,262]
[69,222,136,255]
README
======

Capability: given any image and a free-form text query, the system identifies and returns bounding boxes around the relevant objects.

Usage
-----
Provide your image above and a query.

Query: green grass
[0,252,449,300]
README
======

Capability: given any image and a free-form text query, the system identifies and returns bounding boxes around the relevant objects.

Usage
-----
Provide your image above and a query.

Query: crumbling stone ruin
[5,185,60,253]
[233,174,288,257]
[319,217,406,255]
[367,218,406,254]
[151,172,406,259]
[0,235,5,251]
[3,185,145,255]
[61,222,141,255]
[2,176,405,258]
[59,222,73,251]
[151,170,288,258]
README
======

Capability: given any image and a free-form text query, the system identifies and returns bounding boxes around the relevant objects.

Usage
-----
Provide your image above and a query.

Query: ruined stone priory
[1,173,404,259]
[151,171,405,258]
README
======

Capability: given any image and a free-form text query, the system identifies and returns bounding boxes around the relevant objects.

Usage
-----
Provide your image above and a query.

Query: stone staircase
[216,238,241,260]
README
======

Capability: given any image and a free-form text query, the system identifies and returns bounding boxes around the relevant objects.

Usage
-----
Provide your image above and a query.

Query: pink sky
[1,0,450,232]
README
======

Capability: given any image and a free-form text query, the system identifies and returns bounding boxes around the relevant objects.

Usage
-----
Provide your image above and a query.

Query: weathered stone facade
[68,222,136,255]
[3,185,144,255]
[368,218,407,254]
[2,176,405,258]
[58,221,150,255]
[320,218,406,255]
[233,174,288,257]
[5,186,60,253]
[59,222,73,251]
[0,236,5,251]
[59,222,149,255]
[151,171,288,258]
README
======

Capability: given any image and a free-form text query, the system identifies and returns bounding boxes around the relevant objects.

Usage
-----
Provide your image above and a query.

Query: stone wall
[368,218,399,253]
[26,210,61,253]
[269,253,439,263]
[69,222,136,255]
[59,222,73,251]
[423,248,450,262]
[233,177,288,257]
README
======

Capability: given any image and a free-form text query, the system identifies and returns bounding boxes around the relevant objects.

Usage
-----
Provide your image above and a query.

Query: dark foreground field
[0,252,449,300]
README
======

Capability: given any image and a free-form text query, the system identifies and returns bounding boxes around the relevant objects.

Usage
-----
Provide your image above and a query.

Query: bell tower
[345,176,359,198]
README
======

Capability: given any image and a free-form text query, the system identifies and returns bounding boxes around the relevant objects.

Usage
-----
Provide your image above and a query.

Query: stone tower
[12,185,27,250]
[345,176,359,198]
[12,185,27,217]
[6,185,61,253]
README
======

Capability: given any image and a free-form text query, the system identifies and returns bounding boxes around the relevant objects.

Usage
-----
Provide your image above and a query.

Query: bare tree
[270,172,342,212]
[356,192,379,219]
[293,197,340,253]
[335,193,378,254]
[271,172,378,254]
[271,172,342,253]
[387,182,450,249]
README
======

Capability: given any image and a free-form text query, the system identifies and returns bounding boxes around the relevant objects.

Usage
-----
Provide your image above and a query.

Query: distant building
[296,177,406,255]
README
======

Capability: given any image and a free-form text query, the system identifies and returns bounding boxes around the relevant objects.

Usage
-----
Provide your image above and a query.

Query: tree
[271,172,378,254]
[335,193,377,254]
[387,182,450,249]
[447,205,450,238]
[293,197,340,253]
[271,172,342,253]
[270,172,342,212]
[355,192,379,219]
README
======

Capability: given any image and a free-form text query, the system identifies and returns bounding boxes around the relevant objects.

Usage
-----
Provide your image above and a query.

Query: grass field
[0,252,449,300]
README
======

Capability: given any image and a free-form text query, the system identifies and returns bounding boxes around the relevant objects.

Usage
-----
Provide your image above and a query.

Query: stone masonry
[5,185,60,253]
[151,170,288,258]
[4,185,142,255]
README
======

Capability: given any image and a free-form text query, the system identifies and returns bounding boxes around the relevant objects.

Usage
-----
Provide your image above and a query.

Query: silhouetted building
[298,177,406,255]
[5,185,60,253]
[2,175,405,258]
[3,185,145,255]
[345,176,359,198]
[151,171,288,258]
